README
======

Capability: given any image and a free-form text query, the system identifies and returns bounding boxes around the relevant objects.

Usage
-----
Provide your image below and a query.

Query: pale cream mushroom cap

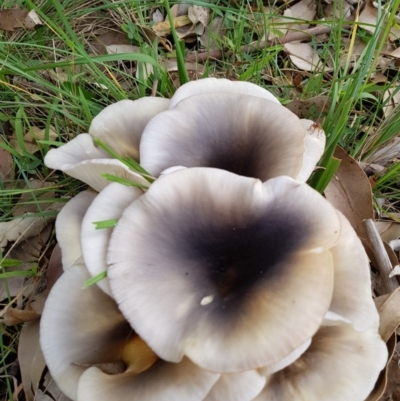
[168,78,280,109]
[204,370,266,401]
[253,322,388,401]
[55,190,96,270]
[81,182,142,295]
[140,93,307,181]
[44,134,148,191]
[89,97,170,161]
[40,263,134,400]
[77,358,220,401]
[107,168,341,372]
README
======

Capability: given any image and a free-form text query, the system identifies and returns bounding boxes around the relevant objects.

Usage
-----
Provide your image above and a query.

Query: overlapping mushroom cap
[40,78,387,401]
[41,168,387,401]
[44,78,326,189]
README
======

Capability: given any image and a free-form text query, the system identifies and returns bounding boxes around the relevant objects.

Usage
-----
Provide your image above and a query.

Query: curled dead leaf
[324,146,373,241]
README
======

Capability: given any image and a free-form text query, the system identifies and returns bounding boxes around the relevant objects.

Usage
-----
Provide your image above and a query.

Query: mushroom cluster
[41,79,388,401]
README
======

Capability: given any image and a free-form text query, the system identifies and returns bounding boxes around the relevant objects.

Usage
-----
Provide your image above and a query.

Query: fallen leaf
[284,43,325,72]
[367,137,400,166]
[359,0,400,41]
[380,341,400,400]
[10,126,57,154]
[382,86,400,119]
[153,15,191,37]
[0,147,13,182]
[18,319,46,401]
[10,223,53,262]
[366,332,397,401]
[283,0,317,32]
[152,9,164,23]
[12,180,55,217]
[200,16,225,49]
[0,7,28,31]
[285,95,331,121]
[324,146,373,241]
[376,221,400,243]
[367,289,400,400]
[188,5,210,27]
[323,1,353,19]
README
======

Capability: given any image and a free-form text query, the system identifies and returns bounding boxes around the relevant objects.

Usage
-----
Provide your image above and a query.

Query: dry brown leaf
[380,341,400,400]
[359,0,400,41]
[0,8,42,32]
[0,7,28,31]
[383,86,400,119]
[10,126,57,154]
[366,333,397,401]
[170,3,190,17]
[10,223,53,262]
[188,5,210,27]
[323,1,353,19]
[0,215,50,249]
[284,43,324,72]
[283,0,317,32]
[200,17,225,49]
[324,146,373,241]
[376,221,400,244]
[367,289,400,400]
[12,180,55,217]
[368,137,400,166]
[18,319,46,401]
[377,286,400,341]
[0,147,13,182]
[153,15,191,37]
[285,95,331,121]
[152,9,164,23]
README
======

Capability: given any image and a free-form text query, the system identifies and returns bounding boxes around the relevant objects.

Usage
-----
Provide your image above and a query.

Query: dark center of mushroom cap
[181,209,309,307]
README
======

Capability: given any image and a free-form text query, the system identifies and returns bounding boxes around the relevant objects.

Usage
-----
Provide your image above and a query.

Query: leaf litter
[2,0,400,400]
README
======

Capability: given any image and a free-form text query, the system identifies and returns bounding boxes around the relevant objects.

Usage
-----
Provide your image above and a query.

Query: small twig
[186,25,333,62]
[363,219,399,294]
[151,79,159,97]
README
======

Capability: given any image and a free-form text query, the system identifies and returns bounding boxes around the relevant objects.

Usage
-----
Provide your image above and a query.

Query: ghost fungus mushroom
[106,168,385,379]
[44,79,326,190]
[44,97,169,191]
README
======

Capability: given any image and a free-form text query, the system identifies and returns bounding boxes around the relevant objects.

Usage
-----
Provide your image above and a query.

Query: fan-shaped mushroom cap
[140,94,307,181]
[328,212,379,331]
[296,119,326,182]
[168,78,280,109]
[204,370,266,401]
[81,182,142,295]
[55,190,96,270]
[77,358,220,401]
[40,263,134,400]
[44,134,148,191]
[108,168,341,372]
[254,322,388,401]
[89,97,170,161]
